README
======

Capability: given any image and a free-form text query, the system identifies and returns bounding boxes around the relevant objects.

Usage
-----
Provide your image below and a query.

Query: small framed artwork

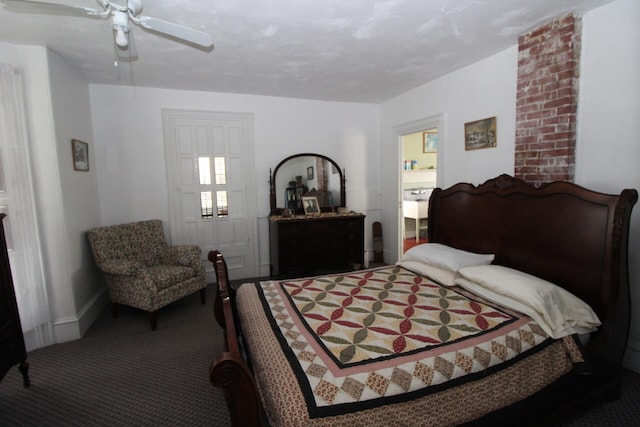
[464,116,497,150]
[307,166,314,180]
[423,130,438,153]
[71,139,89,171]
[302,196,319,215]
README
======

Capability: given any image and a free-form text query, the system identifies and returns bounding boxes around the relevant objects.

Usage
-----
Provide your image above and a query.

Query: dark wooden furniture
[269,214,365,277]
[268,153,362,277]
[0,214,30,387]
[209,174,637,427]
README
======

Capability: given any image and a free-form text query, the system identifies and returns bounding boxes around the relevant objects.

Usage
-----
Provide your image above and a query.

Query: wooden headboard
[428,174,637,367]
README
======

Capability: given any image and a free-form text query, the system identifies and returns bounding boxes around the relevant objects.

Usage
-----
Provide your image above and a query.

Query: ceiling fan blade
[136,16,213,48]
[0,0,106,17]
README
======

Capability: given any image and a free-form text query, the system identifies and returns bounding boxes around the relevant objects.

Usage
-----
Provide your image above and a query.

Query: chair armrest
[99,259,145,276]
[163,245,202,267]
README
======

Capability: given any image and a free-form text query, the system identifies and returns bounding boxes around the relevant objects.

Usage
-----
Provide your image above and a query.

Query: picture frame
[423,130,438,153]
[302,196,319,215]
[307,166,314,180]
[71,139,89,171]
[464,116,497,150]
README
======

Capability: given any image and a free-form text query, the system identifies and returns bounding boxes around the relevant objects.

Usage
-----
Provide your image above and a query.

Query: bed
[209,174,637,426]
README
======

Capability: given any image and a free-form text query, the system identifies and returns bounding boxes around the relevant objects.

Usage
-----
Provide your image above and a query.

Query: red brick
[547,97,574,109]
[557,105,576,115]
[542,132,571,141]
[517,119,541,129]
[516,14,580,184]
[526,110,554,121]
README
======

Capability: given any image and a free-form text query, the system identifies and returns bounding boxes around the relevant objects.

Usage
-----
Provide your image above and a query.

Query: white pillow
[456,265,601,339]
[396,260,459,287]
[400,243,495,272]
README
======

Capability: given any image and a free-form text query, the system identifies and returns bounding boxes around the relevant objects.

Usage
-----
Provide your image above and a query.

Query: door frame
[392,113,445,256]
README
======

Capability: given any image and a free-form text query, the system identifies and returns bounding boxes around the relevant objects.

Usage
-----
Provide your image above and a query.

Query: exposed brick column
[515,14,581,185]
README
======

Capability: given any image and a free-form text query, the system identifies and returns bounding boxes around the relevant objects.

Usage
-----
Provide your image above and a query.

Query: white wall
[0,43,103,346]
[576,0,640,371]
[47,50,105,338]
[89,86,381,276]
[380,46,519,262]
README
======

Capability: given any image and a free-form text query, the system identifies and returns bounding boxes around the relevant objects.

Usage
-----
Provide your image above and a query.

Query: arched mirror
[270,153,346,215]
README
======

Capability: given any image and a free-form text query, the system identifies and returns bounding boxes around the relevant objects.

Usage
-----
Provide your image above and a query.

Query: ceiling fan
[1,0,213,62]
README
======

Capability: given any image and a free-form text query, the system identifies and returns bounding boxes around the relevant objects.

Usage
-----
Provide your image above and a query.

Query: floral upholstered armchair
[87,219,207,330]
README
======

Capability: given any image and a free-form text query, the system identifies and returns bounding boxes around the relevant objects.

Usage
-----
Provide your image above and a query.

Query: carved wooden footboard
[208,250,261,427]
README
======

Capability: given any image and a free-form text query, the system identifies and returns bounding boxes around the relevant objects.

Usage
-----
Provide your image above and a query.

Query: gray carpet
[0,284,230,426]
[1,282,640,426]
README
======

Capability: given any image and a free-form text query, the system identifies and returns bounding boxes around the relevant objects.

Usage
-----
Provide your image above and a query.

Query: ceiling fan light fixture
[112,9,129,48]
[114,27,128,48]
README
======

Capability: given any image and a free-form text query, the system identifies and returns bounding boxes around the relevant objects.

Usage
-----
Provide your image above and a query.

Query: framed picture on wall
[423,130,438,153]
[464,116,497,150]
[307,166,314,180]
[71,139,89,171]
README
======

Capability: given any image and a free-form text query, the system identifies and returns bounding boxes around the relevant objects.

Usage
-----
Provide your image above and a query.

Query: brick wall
[514,14,581,185]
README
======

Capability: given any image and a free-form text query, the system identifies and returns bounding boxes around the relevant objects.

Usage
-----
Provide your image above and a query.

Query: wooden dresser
[0,214,30,386]
[269,213,365,277]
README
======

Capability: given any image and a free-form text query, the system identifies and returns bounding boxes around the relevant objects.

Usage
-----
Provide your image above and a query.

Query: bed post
[210,250,233,329]
[589,188,638,369]
[208,250,262,427]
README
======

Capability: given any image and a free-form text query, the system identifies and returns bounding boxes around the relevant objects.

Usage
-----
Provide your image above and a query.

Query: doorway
[394,114,443,257]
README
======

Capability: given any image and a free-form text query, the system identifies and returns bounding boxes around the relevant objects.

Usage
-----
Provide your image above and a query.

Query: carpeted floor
[0,284,230,427]
[1,281,639,426]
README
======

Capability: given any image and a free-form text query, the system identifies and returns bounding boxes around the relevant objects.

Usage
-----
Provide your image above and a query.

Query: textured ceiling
[0,0,611,103]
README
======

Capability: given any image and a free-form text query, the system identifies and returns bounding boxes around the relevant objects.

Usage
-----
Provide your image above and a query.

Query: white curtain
[0,64,53,349]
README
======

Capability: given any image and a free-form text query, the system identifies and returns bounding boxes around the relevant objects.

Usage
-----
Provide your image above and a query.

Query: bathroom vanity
[403,199,429,242]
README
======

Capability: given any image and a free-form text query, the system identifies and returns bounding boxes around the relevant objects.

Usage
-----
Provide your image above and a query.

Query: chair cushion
[147,264,197,290]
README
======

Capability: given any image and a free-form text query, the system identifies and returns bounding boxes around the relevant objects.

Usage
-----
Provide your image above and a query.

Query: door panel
[163,111,257,281]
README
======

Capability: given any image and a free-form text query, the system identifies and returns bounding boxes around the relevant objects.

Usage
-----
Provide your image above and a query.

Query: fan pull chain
[113,44,119,67]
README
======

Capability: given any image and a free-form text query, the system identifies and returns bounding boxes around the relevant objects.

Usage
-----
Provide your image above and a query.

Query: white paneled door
[162,110,257,281]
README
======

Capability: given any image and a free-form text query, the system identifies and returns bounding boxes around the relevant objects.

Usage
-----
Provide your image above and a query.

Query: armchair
[87,219,207,330]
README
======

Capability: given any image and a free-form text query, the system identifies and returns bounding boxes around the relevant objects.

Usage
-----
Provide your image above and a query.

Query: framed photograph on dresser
[302,196,319,214]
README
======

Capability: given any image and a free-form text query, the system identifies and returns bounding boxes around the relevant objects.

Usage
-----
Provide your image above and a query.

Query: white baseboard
[52,287,108,344]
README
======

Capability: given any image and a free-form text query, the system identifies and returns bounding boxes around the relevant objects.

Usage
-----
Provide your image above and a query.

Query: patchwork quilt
[236,266,585,426]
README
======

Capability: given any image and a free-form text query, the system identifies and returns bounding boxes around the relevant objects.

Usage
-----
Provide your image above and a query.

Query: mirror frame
[270,153,346,215]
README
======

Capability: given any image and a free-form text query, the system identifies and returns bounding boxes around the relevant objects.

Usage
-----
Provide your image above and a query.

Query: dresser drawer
[269,215,365,276]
